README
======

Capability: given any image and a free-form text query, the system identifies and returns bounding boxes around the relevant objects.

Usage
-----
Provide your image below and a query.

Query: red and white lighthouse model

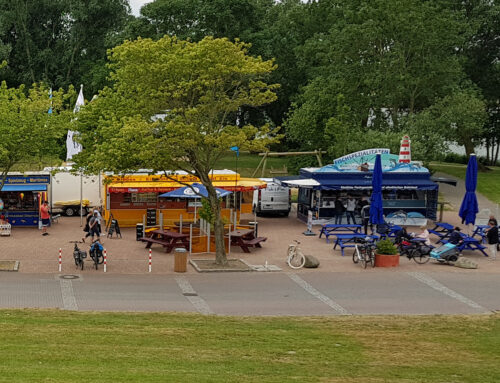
[398,135,411,163]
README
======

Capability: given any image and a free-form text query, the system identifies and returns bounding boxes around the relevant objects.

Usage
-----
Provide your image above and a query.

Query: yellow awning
[107,178,266,193]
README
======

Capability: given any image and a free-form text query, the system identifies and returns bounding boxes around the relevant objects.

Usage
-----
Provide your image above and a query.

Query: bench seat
[242,237,267,247]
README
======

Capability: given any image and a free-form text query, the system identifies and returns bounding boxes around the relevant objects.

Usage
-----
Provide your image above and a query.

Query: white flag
[73,84,85,113]
[66,84,84,160]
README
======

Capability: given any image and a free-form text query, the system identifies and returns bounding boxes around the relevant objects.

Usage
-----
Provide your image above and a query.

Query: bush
[376,239,399,255]
[442,153,468,164]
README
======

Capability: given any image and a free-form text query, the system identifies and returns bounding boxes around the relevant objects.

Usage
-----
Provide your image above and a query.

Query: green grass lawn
[1,310,500,382]
[430,162,500,205]
[215,153,289,178]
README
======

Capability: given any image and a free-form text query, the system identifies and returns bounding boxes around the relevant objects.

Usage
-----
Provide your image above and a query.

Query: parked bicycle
[89,239,104,270]
[72,241,87,270]
[352,237,376,268]
[397,238,431,264]
[287,240,306,269]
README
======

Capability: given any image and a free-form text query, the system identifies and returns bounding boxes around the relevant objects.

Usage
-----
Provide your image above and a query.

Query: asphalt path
[1,270,499,316]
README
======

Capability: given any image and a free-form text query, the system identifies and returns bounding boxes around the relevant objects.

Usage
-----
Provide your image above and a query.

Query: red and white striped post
[58,248,62,272]
[148,248,152,273]
[398,135,411,163]
[103,249,107,273]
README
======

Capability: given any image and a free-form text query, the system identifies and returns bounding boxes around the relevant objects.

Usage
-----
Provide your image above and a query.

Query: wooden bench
[242,237,267,247]
[51,214,61,224]
[140,237,189,253]
[233,236,267,253]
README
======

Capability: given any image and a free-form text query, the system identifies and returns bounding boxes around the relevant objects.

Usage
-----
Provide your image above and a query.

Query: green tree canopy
[0,82,75,188]
[0,0,130,96]
[73,36,280,264]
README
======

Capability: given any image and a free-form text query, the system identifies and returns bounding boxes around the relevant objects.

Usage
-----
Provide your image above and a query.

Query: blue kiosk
[276,149,439,225]
[0,174,50,226]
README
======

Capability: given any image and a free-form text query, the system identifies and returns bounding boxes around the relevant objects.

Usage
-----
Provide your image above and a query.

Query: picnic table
[140,229,189,253]
[319,224,362,243]
[472,225,490,243]
[229,229,267,253]
[429,222,454,241]
[378,224,403,240]
[440,235,488,257]
[333,234,379,257]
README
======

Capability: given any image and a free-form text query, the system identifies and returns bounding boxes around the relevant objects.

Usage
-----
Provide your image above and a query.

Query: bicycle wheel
[352,247,359,264]
[412,249,430,264]
[287,252,306,269]
[79,258,84,270]
[74,256,79,268]
[359,248,366,268]
[368,249,375,268]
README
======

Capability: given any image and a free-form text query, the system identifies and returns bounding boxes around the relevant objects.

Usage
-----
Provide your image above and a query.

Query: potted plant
[374,239,400,267]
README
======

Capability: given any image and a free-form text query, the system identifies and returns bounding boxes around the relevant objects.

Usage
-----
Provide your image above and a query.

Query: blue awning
[317,178,437,191]
[1,184,47,192]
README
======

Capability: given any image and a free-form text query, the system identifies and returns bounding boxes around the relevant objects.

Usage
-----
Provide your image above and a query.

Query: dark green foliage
[376,239,399,255]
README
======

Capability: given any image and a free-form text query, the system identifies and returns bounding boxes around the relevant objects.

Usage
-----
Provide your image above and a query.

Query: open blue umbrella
[459,154,479,225]
[159,183,232,199]
[159,183,232,224]
[369,154,385,225]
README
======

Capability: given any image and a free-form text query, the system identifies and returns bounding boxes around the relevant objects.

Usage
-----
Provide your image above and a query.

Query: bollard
[148,248,152,273]
[103,249,107,273]
[58,248,62,272]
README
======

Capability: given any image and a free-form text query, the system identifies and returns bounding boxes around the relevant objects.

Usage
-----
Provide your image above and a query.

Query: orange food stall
[103,170,266,228]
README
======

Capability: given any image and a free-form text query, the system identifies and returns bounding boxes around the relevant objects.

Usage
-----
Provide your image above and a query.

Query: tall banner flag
[66,84,84,161]
[48,88,53,114]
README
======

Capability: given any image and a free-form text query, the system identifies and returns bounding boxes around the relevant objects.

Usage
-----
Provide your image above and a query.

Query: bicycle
[352,237,376,268]
[71,241,87,270]
[287,240,306,269]
[89,238,104,270]
[397,238,431,264]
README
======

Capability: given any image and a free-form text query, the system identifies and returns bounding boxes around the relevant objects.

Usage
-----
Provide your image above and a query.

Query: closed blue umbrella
[159,183,232,199]
[369,154,385,225]
[459,154,479,225]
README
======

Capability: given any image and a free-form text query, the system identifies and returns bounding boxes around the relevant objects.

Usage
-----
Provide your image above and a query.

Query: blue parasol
[369,154,385,225]
[159,183,232,199]
[458,154,479,225]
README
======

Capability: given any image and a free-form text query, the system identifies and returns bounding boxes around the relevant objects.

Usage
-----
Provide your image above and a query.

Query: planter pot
[374,253,399,267]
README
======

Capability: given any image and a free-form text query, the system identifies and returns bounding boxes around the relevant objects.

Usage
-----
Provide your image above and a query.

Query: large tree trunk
[208,191,227,266]
[198,173,228,266]
[463,142,475,158]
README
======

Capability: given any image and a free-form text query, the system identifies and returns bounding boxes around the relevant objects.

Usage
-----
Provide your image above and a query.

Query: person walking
[40,201,50,236]
[485,219,498,260]
[82,211,93,243]
[346,196,357,225]
[360,203,372,234]
[334,196,345,224]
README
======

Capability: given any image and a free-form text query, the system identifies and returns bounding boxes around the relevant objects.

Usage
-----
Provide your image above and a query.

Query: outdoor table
[378,224,403,240]
[319,224,362,243]
[472,225,490,243]
[229,229,267,253]
[140,229,189,253]
[440,235,488,257]
[429,222,454,241]
[333,234,379,257]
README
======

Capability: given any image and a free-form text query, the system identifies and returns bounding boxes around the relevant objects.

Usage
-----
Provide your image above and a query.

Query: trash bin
[248,221,258,237]
[136,223,144,241]
[174,248,188,273]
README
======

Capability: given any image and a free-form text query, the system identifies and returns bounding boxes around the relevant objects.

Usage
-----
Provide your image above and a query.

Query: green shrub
[376,239,399,255]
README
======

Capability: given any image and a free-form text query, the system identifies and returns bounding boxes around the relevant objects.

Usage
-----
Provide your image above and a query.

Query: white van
[252,179,291,216]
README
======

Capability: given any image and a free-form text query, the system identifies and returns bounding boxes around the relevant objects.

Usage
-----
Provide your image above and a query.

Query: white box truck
[252,178,291,217]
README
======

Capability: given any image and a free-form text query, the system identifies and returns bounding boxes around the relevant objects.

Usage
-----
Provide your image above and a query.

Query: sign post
[303,210,316,236]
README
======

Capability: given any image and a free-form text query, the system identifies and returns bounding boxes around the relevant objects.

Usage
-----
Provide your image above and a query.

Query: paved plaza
[0,201,499,315]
